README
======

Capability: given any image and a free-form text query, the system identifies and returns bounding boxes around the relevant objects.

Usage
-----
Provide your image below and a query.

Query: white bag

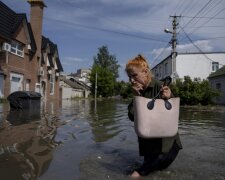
[133,96,180,138]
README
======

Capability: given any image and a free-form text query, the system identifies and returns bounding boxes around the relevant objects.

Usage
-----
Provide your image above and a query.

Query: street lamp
[164,27,177,82]
[164,28,172,34]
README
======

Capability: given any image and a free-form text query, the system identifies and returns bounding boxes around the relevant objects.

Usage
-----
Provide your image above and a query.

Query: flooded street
[0,99,225,180]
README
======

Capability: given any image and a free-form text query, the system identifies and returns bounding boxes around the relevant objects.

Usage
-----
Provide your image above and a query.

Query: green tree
[90,65,115,97]
[90,46,120,97]
[93,46,120,79]
[115,81,133,98]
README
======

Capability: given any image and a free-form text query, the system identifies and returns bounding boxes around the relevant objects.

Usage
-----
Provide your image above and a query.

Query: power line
[179,36,225,43]
[187,0,223,29]
[42,0,169,43]
[58,0,135,30]
[44,17,167,43]
[186,25,225,28]
[24,3,167,42]
[177,0,196,16]
[181,0,213,29]
[181,15,225,19]
[180,5,225,42]
[177,0,214,42]
[58,0,168,32]
[172,0,185,15]
[187,6,225,35]
[179,25,224,66]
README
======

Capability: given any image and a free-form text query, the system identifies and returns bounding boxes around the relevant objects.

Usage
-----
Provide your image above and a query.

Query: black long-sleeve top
[128,78,182,155]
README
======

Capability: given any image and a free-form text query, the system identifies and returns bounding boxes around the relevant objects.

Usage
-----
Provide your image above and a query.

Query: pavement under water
[0,99,225,180]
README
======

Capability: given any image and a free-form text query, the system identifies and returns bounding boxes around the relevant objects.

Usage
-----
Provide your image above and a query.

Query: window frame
[212,62,219,72]
[165,63,168,74]
[216,83,221,91]
[10,41,24,57]
[49,73,55,95]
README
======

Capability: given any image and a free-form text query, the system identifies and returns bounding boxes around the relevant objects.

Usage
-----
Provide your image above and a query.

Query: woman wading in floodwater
[125,54,182,178]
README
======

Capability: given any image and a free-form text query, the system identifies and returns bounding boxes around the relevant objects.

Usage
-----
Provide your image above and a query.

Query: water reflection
[89,99,124,142]
[0,100,61,180]
[1,100,225,180]
[7,109,40,126]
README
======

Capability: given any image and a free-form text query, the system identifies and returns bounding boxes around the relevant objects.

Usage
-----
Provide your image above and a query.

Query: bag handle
[162,76,172,87]
[147,76,172,110]
[147,99,172,110]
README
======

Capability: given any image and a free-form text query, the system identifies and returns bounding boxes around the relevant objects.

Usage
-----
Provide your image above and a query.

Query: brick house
[0,0,63,101]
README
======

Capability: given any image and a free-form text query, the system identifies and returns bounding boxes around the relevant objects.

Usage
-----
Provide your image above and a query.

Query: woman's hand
[161,85,171,99]
[132,82,144,95]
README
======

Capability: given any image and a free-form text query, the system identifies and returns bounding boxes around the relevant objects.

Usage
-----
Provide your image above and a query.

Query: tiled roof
[41,36,48,49]
[41,53,45,65]
[208,65,225,78]
[49,41,56,55]
[42,36,63,72]
[12,13,25,34]
[55,57,63,72]
[0,1,63,73]
[47,54,54,67]
[0,1,17,39]
[0,1,63,72]
[61,76,84,90]
[0,2,36,52]
[42,36,56,54]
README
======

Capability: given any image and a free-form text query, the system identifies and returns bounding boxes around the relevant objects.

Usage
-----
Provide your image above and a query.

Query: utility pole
[171,15,178,81]
[165,15,181,82]
[94,72,97,110]
[95,72,97,99]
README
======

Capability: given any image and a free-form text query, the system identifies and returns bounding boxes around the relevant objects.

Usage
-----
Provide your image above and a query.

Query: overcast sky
[2,0,225,81]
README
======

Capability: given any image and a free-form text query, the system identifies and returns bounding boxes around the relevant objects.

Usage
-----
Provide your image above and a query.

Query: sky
[2,0,225,81]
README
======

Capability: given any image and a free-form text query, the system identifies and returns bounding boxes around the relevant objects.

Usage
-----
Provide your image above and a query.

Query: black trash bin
[7,91,41,110]
[7,91,42,125]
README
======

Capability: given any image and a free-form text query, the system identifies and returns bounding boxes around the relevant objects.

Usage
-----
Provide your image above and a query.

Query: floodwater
[0,99,225,180]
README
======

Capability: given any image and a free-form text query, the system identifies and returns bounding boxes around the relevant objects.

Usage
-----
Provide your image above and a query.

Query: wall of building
[0,23,36,97]
[62,86,83,99]
[0,1,62,101]
[209,75,225,105]
[152,56,172,80]
[152,53,225,81]
[176,53,225,80]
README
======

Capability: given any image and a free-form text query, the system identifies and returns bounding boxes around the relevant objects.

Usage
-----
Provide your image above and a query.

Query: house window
[10,41,24,57]
[159,66,162,78]
[212,62,219,72]
[165,63,168,74]
[10,73,23,93]
[154,69,158,78]
[25,79,30,91]
[35,83,41,93]
[50,73,55,95]
[216,83,221,91]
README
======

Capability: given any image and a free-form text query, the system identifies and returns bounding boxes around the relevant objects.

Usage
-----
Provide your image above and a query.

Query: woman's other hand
[161,85,171,99]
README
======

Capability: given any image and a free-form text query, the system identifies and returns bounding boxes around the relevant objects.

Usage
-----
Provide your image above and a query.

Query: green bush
[170,76,220,105]
[115,81,133,98]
